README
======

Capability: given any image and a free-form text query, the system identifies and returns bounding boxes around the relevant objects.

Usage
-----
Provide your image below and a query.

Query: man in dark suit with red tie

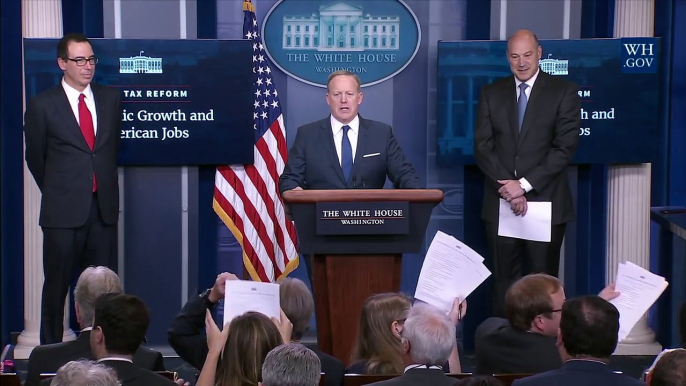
[24,33,122,344]
[474,30,580,315]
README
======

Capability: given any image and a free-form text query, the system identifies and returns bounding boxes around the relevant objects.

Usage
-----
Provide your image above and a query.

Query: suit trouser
[485,220,566,317]
[40,193,117,344]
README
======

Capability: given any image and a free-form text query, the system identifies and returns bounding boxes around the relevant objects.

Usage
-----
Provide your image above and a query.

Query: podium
[282,189,443,364]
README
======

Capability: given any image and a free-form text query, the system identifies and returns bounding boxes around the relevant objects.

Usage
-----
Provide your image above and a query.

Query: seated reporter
[196,310,291,386]
[49,360,120,386]
[28,267,165,386]
[87,293,176,386]
[280,278,345,386]
[646,349,686,386]
[347,293,412,374]
[260,343,322,386]
[348,293,464,375]
[168,273,344,386]
[367,303,462,386]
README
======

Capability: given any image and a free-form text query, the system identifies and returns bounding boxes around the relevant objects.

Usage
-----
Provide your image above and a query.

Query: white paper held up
[609,262,668,342]
[414,231,491,313]
[223,280,281,326]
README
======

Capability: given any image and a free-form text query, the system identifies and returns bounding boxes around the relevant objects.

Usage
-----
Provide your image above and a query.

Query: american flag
[213,0,299,282]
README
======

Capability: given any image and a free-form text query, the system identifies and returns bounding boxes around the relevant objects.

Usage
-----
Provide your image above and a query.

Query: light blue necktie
[518,83,529,131]
[341,125,353,182]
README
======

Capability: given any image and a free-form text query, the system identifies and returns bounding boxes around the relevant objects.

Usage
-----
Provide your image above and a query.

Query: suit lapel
[504,77,520,141]
[51,86,92,152]
[320,119,346,185]
[349,117,369,185]
[517,71,546,149]
[91,84,110,152]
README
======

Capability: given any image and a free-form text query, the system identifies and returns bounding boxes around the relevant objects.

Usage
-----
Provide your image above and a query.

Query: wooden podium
[282,189,443,364]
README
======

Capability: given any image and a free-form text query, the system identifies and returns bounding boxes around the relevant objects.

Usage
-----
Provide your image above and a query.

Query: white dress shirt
[62,78,98,135]
[403,364,443,373]
[97,357,133,363]
[512,69,541,193]
[331,114,359,166]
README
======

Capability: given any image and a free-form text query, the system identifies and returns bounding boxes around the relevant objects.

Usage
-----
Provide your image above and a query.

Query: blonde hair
[351,293,412,374]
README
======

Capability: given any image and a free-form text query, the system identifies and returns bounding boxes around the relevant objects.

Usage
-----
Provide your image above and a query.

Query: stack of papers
[223,280,281,326]
[414,231,491,313]
[609,261,668,341]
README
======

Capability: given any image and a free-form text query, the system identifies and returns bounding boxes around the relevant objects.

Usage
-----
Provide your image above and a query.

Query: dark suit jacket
[24,83,121,228]
[474,317,561,374]
[511,360,645,386]
[27,330,165,386]
[279,116,420,193]
[367,368,460,386]
[168,294,346,386]
[474,71,580,225]
[97,360,174,386]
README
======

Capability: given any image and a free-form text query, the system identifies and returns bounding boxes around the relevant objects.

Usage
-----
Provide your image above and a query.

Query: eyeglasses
[65,56,99,66]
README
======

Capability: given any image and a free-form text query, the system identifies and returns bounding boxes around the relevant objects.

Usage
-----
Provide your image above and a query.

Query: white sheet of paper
[609,262,668,341]
[223,280,281,326]
[497,199,552,242]
[414,231,491,313]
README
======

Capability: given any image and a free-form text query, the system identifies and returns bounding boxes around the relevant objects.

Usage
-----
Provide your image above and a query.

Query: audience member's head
[557,295,619,362]
[260,343,321,386]
[351,292,412,374]
[73,266,122,328]
[506,273,564,336]
[90,293,150,359]
[457,375,504,386]
[648,349,686,386]
[400,303,455,367]
[216,311,284,386]
[278,278,314,341]
[50,360,120,386]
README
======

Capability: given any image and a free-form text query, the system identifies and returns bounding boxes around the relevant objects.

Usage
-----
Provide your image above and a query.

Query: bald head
[506,29,542,82]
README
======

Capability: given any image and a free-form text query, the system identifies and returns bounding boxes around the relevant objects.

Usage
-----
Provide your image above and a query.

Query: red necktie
[78,94,97,192]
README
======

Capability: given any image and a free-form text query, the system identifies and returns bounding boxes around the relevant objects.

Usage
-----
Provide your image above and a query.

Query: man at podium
[279,70,420,193]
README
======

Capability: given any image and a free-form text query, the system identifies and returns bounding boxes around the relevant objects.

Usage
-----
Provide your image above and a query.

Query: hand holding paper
[414,231,490,314]
[609,262,668,342]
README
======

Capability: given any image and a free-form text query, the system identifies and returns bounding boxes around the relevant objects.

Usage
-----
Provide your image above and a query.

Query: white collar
[565,358,608,365]
[404,364,443,373]
[514,68,540,90]
[81,327,93,332]
[97,357,133,363]
[61,78,94,102]
[330,114,359,135]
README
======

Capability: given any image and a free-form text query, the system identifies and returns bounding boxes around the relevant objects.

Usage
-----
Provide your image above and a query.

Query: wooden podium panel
[312,253,402,364]
[283,189,443,364]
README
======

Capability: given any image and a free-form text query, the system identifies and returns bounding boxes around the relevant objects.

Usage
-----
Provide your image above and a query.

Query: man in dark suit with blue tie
[279,70,420,278]
[24,33,121,344]
[473,30,581,315]
[512,296,643,386]
[279,70,420,193]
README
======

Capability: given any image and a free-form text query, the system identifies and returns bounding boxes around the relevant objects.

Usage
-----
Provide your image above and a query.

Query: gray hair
[74,266,122,327]
[50,360,121,386]
[402,303,455,365]
[261,343,321,386]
